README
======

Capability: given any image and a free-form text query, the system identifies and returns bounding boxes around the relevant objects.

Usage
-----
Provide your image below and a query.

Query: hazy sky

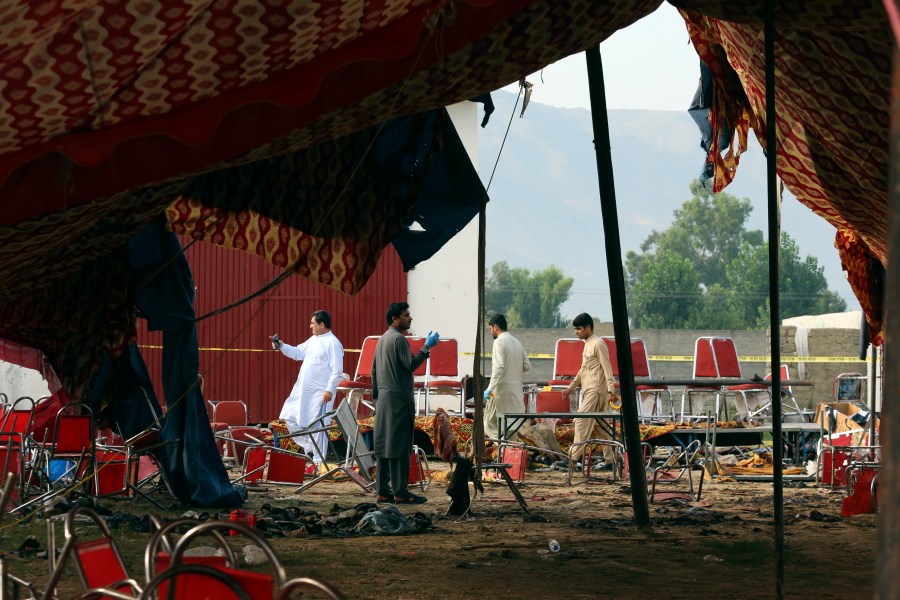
[503,4,699,112]
[495,3,857,317]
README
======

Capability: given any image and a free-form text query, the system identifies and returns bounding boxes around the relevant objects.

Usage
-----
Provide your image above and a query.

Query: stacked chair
[32,507,346,599]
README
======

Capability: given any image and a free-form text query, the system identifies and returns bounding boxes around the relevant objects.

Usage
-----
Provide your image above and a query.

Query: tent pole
[584,45,650,528]
[876,41,900,600]
[473,203,487,468]
[763,2,785,598]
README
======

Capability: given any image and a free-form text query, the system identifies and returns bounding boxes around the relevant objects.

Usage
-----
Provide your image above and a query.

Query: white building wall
[407,101,480,378]
[0,360,50,401]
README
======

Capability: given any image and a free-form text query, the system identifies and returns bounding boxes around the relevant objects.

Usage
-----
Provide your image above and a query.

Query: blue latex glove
[424,330,440,348]
[483,389,492,400]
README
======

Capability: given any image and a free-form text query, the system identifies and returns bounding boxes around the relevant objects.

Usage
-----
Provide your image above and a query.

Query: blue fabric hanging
[124,222,246,507]
[390,108,487,271]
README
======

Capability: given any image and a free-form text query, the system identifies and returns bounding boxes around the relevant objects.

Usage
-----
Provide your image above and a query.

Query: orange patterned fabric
[836,229,885,345]
[681,4,891,331]
[0,1,892,400]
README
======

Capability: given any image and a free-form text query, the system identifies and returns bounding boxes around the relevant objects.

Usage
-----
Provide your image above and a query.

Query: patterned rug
[268,417,751,459]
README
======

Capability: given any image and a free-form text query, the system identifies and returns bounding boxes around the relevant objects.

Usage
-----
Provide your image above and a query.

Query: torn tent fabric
[679,3,891,339]
[127,223,246,508]
[390,110,487,271]
[168,108,485,289]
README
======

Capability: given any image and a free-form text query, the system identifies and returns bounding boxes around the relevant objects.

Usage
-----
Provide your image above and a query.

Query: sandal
[376,495,395,503]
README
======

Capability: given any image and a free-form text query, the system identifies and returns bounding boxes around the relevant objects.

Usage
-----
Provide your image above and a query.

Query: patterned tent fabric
[0,0,662,399]
[677,1,891,341]
[0,0,893,389]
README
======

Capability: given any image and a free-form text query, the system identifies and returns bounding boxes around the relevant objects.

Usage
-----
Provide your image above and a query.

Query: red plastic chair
[208,400,248,427]
[713,338,766,421]
[163,520,286,599]
[0,396,37,506]
[548,338,584,387]
[142,564,251,600]
[408,336,428,412]
[220,426,268,467]
[44,506,142,599]
[732,364,802,421]
[424,338,463,415]
[602,337,673,422]
[535,390,572,423]
[337,336,379,416]
[238,445,309,485]
[45,402,96,493]
[680,337,726,422]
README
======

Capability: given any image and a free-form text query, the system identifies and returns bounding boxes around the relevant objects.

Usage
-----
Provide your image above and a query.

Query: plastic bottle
[548,539,560,552]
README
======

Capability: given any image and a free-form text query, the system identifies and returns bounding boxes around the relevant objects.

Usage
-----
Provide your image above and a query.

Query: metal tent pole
[584,45,650,528]
[875,39,900,600]
[473,204,487,466]
[763,2,785,597]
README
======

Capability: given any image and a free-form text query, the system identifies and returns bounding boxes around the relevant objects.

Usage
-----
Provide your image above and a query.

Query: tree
[485,261,574,327]
[727,233,847,327]
[629,250,702,328]
[626,181,847,329]
[626,180,763,290]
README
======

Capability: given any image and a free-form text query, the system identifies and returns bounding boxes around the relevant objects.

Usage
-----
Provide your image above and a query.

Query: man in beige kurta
[558,312,617,467]
[483,314,531,440]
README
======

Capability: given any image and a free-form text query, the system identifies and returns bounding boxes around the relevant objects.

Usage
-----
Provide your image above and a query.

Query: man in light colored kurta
[273,310,344,465]
[483,314,531,440]
[557,312,617,467]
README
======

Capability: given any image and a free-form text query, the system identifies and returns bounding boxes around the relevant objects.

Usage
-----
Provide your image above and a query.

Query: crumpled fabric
[354,506,414,535]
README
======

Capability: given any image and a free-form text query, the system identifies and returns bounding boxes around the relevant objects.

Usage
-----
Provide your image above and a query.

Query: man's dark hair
[572,313,594,329]
[386,302,410,325]
[488,314,508,331]
[312,310,332,330]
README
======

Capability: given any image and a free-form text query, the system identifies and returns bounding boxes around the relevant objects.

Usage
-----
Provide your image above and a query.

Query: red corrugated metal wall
[137,241,407,423]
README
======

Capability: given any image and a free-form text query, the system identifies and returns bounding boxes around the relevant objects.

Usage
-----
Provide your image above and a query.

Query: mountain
[476,90,857,322]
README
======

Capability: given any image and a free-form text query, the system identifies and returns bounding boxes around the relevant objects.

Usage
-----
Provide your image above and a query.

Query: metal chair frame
[44,506,143,599]
[295,398,374,494]
[423,338,464,415]
[601,337,674,422]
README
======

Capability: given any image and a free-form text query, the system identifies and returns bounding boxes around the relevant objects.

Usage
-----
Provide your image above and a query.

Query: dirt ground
[0,462,877,600]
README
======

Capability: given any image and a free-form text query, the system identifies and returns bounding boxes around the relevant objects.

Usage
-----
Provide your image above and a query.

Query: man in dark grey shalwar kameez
[371,302,440,504]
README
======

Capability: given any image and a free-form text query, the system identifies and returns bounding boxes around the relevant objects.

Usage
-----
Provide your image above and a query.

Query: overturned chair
[648,438,706,503]
[295,398,375,494]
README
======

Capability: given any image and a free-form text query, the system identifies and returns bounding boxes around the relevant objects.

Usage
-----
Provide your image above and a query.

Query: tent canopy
[0,0,891,393]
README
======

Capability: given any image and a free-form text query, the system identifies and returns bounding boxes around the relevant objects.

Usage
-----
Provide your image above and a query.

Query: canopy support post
[875,31,900,600]
[763,2,785,598]
[473,203,487,467]
[584,45,650,528]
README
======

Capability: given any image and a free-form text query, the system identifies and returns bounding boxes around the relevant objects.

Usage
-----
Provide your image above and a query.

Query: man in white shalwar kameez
[273,310,344,465]
[483,314,531,440]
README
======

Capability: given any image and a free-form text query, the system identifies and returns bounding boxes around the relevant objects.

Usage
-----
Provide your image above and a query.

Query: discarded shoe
[394,493,427,504]
[552,459,581,471]
[376,495,395,504]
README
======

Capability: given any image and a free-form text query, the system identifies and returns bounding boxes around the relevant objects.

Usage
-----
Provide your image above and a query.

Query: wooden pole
[584,45,650,528]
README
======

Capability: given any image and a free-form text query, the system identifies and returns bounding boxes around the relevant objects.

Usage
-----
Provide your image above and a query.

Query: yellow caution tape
[139,345,864,363]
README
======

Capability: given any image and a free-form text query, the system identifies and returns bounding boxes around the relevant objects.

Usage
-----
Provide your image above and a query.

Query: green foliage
[626,181,847,329]
[485,261,573,328]
[630,250,701,328]
[626,180,763,291]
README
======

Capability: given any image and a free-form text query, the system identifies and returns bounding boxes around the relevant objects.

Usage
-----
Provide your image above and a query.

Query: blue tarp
[88,223,246,507]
